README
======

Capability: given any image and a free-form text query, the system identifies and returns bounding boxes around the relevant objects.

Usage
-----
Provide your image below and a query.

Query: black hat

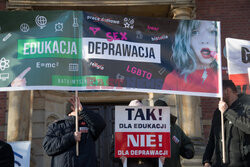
[65,102,73,116]
[154,99,168,106]
[154,99,177,124]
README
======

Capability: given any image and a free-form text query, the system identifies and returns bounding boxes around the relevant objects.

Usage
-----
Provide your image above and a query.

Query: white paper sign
[8,141,31,167]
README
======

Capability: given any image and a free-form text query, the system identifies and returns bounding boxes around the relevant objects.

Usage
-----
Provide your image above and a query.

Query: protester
[111,99,157,167]
[43,97,106,167]
[0,139,14,167]
[202,80,250,167]
[162,20,218,93]
[154,99,195,167]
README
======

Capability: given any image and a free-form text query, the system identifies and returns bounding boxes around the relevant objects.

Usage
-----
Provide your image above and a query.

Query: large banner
[226,38,250,94]
[115,106,170,158]
[0,10,222,97]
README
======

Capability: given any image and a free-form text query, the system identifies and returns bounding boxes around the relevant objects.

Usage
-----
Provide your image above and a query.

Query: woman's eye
[192,30,199,36]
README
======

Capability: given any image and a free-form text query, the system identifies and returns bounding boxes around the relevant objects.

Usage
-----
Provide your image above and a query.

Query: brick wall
[0,0,6,140]
[196,0,250,140]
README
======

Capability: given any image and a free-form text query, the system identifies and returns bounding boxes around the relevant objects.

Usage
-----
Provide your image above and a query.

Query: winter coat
[202,94,250,167]
[43,109,106,167]
[163,115,195,167]
[0,140,14,167]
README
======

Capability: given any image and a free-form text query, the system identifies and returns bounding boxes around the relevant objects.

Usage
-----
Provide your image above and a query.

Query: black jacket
[0,140,14,167]
[163,114,194,167]
[202,94,250,167]
[43,109,106,167]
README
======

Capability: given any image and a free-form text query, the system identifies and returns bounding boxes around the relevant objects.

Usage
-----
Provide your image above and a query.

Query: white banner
[8,141,31,167]
[226,38,250,75]
[226,38,250,94]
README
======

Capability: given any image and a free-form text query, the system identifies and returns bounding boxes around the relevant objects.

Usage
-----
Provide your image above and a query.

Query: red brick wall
[196,0,250,139]
[0,0,6,140]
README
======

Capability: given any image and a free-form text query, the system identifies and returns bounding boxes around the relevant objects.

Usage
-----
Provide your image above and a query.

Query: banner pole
[75,91,79,156]
[123,158,127,167]
[158,158,163,167]
[221,96,226,163]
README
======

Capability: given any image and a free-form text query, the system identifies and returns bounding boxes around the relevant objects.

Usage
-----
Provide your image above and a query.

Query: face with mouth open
[190,21,217,67]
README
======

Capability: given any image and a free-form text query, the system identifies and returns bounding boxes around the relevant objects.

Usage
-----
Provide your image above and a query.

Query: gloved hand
[184,150,194,159]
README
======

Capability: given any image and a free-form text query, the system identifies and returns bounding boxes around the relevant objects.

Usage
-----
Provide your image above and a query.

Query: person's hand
[184,150,194,159]
[218,100,228,114]
[74,131,82,142]
[159,156,165,164]
[204,162,211,167]
[11,67,31,87]
[69,96,83,111]
[120,156,127,164]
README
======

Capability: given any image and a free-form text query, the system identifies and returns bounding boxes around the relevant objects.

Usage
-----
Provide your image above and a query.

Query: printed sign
[226,38,250,94]
[8,141,31,167]
[115,106,170,158]
[0,10,222,97]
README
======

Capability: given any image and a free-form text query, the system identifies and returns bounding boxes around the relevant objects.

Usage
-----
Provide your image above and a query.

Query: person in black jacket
[155,99,195,167]
[43,97,106,167]
[202,80,250,167]
[0,140,14,167]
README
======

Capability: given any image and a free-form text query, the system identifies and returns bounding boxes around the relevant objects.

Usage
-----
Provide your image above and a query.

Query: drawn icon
[0,57,10,71]
[116,73,125,80]
[14,151,23,166]
[73,17,79,27]
[55,22,63,32]
[158,67,167,75]
[89,27,100,35]
[136,31,143,39]
[69,63,79,72]
[2,33,12,42]
[0,73,9,81]
[20,23,30,32]
[35,15,47,29]
[123,17,134,29]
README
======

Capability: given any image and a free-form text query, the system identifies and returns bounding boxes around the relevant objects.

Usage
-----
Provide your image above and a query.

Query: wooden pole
[221,97,226,163]
[75,91,79,156]
[123,158,127,167]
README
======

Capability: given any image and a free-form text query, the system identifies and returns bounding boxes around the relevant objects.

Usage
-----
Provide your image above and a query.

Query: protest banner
[8,141,31,167]
[115,106,170,158]
[0,10,222,97]
[226,38,250,94]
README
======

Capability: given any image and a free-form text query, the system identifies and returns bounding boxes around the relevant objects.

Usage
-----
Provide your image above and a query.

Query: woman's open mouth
[200,48,212,58]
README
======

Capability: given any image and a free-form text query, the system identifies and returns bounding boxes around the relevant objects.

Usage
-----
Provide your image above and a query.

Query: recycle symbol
[0,57,10,71]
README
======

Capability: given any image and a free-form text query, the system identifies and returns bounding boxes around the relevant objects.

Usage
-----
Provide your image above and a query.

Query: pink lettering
[106,32,113,42]
[147,25,159,31]
[113,32,119,40]
[105,32,127,42]
[89,27,100,35]
[126,65,152,80]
